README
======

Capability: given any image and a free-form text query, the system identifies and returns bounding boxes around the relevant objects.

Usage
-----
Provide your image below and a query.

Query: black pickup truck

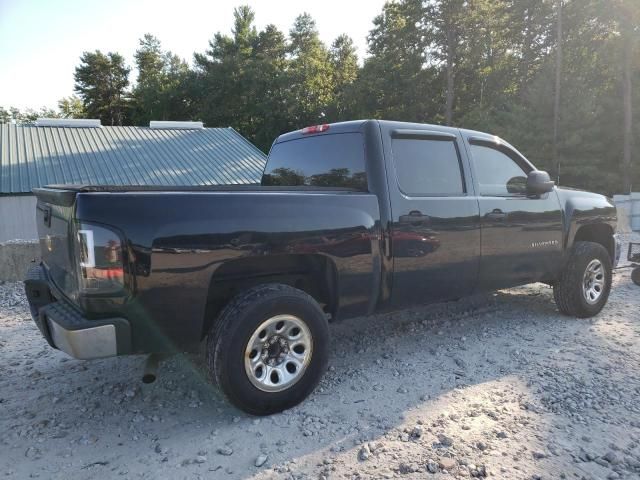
[25,120,620,415]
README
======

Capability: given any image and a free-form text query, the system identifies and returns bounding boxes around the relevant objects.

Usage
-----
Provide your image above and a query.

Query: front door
[383,127,481,307]
[463,136,563,291]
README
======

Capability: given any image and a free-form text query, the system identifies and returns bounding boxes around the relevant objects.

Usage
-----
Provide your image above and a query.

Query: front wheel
[207,284,329,415]
[553,241,612,318]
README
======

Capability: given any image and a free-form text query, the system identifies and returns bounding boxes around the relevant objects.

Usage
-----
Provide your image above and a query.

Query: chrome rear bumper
[43,302,124,359]
[24,264,131,360]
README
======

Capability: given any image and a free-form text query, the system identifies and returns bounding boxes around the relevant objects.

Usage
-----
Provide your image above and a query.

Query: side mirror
[527,170,555,195]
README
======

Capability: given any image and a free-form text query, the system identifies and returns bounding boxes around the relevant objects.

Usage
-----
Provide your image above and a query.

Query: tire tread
[553,241,611,318]
[206,283,327,415]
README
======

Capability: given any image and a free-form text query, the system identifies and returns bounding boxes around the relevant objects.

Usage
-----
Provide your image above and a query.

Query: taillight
[75,224,125,294]
[301,124,330,134]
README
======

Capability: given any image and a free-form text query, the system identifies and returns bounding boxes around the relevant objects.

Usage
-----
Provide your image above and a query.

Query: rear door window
[391,138,465,196]
[263,133,366,190]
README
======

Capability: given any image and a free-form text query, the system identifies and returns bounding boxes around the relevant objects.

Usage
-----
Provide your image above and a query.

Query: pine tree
[357,0,435,122]
[328,34,359,120]
[132,34,190,125]
[74,51,130,125]
[58,96,86,118]
[248,24,290,151]
[287,13,335,127]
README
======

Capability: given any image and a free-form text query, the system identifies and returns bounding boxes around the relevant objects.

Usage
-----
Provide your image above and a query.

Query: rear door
[462,135,563,290]
[382,125,481,307]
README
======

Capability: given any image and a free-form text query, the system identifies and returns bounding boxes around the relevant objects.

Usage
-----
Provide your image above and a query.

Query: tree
[621,17,633,193]
[33,1,637,194]
[132,34,191,125]
[356,0,435,122]
[74,50,130,125]
[0,106,59,124]
[431,0,466,125]
[247,24,291,150]
[330,35,358,88]
[328,34,359,120]
[287,13,335,126]
[511,0,554,97]
[58,95,86,118]
[133,34,165,124]
[194,6,259,132]
[553,0,564,183]
[614,0,640,193]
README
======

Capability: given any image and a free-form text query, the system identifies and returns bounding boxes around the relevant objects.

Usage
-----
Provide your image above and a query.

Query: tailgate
[34,188,79,300]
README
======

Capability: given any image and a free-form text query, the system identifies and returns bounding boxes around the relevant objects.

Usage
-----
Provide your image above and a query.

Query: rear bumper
[24,264,131,359]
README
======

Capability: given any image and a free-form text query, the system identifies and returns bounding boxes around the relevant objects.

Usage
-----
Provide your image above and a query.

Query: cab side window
[469,143,528,196]
[391,138,465,196]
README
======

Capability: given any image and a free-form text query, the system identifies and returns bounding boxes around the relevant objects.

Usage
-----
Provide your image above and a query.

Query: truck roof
[274,120,526,164]
[274,120,370,144]
[274,119,490,144]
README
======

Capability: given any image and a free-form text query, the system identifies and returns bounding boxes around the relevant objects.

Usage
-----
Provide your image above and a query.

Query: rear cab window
[262,133,367,190]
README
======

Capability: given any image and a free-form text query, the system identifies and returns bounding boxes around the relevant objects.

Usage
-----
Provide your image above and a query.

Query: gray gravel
[1,240,639,479]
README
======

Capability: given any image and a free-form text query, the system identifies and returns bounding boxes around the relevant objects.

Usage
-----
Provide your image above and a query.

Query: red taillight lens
[91,266,124,281]
[302,124,330,134]
[76,224,125,294]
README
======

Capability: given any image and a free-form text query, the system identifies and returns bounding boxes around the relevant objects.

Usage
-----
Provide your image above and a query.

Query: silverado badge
[531,240,559,248]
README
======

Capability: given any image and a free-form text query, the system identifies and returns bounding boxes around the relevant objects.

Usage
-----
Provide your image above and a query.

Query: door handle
[399,210,431,225]
[485,209,507,220]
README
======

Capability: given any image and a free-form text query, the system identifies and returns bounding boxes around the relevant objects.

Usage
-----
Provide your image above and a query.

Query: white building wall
[0,195,38,242]
[613,193,640,232]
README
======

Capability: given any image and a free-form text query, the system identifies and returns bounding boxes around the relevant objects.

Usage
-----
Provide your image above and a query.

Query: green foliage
[132,34,191,125]
[192,7,261,138]
[327,34,359,120]
[74,51,130,125]
[0,106,59,124]
[5,1,637,193]
[286,13,335,126]
[191,7,354,151]
[57,96,86,119]
[353,0,437,122]
[246,24,290,150]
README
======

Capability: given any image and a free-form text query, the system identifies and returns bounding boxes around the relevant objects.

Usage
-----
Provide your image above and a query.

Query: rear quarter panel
[74,191,381,352]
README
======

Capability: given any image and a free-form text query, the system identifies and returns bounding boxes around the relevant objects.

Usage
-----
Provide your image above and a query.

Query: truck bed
[33,185,382,352]
[40,184,361,193]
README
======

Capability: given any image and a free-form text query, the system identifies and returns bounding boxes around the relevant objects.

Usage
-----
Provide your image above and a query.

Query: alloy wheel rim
[244,314,313,392]
[582,259,605,305]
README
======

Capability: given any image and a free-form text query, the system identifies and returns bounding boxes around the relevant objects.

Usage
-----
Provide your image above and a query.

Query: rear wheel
[207,284,329,415]
[632,267,640,286]
[553,241,611,318]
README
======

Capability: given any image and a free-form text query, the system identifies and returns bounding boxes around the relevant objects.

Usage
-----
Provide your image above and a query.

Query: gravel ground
[1,241,639,480]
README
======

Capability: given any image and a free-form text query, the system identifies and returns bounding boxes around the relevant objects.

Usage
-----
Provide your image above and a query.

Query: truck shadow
[2,275,637,479]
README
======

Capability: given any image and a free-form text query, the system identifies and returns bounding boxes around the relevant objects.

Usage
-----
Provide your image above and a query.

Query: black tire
[206,284,329,415]
[553,241,612,318]
[632,267,640,286]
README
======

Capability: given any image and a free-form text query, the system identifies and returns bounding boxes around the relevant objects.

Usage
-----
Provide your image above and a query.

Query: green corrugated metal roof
[0,124,267,194]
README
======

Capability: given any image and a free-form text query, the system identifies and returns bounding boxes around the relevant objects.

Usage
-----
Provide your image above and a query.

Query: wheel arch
[572,223,615,261]
[201,254,338,339]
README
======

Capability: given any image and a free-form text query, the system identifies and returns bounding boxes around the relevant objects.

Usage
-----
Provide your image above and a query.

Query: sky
[0,0,388,110]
